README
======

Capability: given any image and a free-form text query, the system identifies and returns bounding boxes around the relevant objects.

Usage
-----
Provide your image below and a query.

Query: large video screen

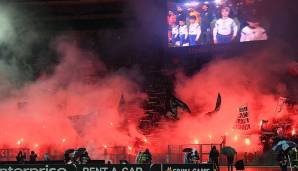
[167,0,269,47]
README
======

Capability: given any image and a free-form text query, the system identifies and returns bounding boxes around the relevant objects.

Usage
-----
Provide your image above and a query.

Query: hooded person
[209,146,220,171]
[184,151,193,164]
[81,151,90,164]
[277,150,289,171]
[143,149,152,164]
[192,150,200,164]
[29,151,37,163]
[136,152,142,164]
[16,151,25,163]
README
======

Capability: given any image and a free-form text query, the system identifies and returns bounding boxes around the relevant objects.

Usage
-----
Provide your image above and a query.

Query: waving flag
[206,93,222,116]
[68,112,97,136]
[166,94,191,120]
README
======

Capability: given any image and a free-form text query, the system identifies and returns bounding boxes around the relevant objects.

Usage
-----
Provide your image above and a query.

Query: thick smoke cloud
[0,35,147,159]
[0,3,149,160]
[0,1,298,162]
[146,44,298,153]
[0,4,57,96]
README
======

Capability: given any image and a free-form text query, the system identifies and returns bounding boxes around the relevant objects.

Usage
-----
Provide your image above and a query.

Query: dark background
[2,0,298,76]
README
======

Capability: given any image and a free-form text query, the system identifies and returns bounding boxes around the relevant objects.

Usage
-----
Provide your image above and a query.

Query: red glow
[259,120,263,127]
[292,129,296,136]
[208,135,212,139]
[245,138,251,145]
[0,41,146,158]
[0,40,296,159]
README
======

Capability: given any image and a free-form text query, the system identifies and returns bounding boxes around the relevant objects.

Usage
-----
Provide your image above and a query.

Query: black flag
[166,95,191,120]
[68,112,97,136]
[206,93,222,116]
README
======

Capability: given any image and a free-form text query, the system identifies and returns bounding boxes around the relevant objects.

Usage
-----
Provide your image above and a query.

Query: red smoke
[0,38,146,159]
[0,39,297,161]
[144,45,298,154]
[170,46,297,152]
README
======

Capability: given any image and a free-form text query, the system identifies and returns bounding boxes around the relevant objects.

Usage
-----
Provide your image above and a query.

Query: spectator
[168,10,177,44]
[214,0,237,19]
[240,16,267,42]
[277,151,288,171]
[168,11,177,26]
[188,16,201,46]
[184,151,192,164]
[143,148,152,164]
[16,151,25,164]
[29,151,37,163]
[171,24,179,47]
[192,150,200,164]
[81,151,90,164]
[137,149,152,164]
[237,0,262,29]
[64,149,75,164]
[213,7,238,44]
[136,152,142,164]
[227,154,235,171]
[199,3,213,44]
[209,146,220,171]
[178,19,188,46]
[188,7,200,24]
[176,5,186,24]
[44,152,50,162]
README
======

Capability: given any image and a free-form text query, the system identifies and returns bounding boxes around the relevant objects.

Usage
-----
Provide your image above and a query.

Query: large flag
[68,112,97,136]
[165,95,191,120]
[206,93,222,116]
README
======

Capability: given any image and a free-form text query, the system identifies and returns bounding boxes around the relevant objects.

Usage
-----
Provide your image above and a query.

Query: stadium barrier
[0,164,213,171]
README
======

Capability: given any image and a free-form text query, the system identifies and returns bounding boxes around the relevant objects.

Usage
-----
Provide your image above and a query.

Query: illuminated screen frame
[167,0,270,48]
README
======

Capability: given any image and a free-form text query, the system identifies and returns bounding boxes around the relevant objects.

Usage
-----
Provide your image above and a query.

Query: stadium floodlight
[214,0,222,4]
[184,1,200,7]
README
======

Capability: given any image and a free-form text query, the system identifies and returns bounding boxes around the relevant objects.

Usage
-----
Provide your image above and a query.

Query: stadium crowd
[168,0,268,47]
